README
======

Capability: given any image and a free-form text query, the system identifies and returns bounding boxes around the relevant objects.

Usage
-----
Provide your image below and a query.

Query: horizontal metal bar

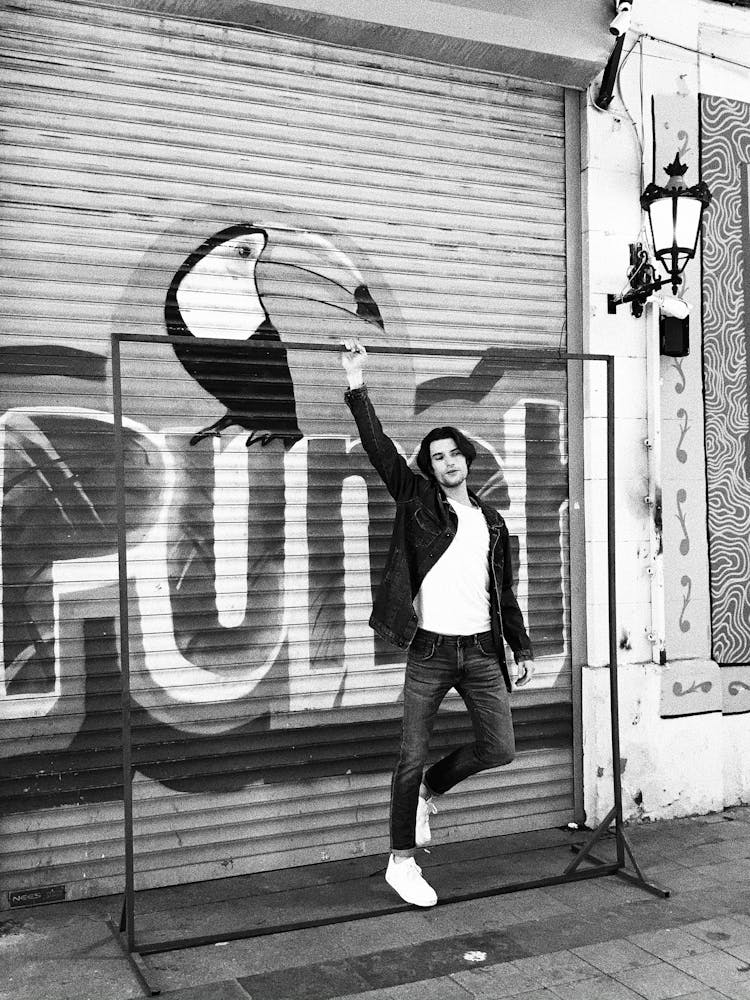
[134,862,620,956]
[442,861,620,904]
[111,331,611,363]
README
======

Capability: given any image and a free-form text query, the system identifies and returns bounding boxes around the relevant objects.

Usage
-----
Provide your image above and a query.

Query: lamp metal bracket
[608,242,676,318]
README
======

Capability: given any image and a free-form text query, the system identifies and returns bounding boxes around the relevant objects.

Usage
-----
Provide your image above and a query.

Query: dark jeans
[390,628,515,855]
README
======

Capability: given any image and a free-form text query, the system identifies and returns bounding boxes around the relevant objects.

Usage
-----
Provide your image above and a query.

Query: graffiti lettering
[1,396,568,801]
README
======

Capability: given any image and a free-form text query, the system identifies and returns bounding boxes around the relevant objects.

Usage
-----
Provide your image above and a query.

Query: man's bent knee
[477,746,515,768]
[394,740,430,775]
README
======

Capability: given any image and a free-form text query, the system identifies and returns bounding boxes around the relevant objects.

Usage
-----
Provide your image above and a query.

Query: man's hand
[513,650,535,688]
[341,338,367,390]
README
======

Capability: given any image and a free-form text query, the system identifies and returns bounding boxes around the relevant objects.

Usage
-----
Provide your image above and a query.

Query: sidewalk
[2,807,749,1000]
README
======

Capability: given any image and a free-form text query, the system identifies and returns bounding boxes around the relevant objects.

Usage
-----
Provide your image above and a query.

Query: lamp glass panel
[674,198,702,252]
[647,198,675,255]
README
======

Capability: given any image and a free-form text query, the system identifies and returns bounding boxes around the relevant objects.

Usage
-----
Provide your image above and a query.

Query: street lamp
[641,153,712,294]
[608,153,712,317]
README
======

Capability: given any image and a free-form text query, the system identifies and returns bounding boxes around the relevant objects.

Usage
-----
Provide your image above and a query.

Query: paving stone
[157,982,250,1000]
[0,959,142,1000]
[650,832,715,853]
[387,977,473,999]
[710,981,750,1000]
[0,911,122,961]
[712,840,750,861]
[650,865,723,892]
[148,940,296,989]
[577,901,689,940]
[720,828,750,844]
[694,861,750,886]
[627,927,717,960]
[672,888,747,921]
[671,950,750,989]
[681,916,750,952]
[511,949,600,986]
[506,915,615,955]
[570,937,658,973]
[538,878,625,912]
[501,887,574,921]
[347,929,528,987]
[678,845,731,867]
[673,991,737,1000]
[543,974,644,1000]
[725,940,750,963]
[417,895,526,933]
[612,960,705,999]
[329,990,396,1000]
[450,962,537,998]
[237,961,373,1000]
[505,992,561,1000]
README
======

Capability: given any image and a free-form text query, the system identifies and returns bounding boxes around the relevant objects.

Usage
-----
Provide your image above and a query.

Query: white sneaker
[415,795,437,847]
[385,856,438,907]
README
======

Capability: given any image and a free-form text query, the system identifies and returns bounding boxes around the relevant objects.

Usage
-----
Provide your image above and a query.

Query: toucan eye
[237,245,252,259]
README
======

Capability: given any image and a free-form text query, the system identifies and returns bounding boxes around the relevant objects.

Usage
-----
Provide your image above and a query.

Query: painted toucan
[165,224,303,447]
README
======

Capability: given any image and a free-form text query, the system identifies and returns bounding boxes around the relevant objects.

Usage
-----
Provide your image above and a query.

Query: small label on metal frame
[8,884,66,908]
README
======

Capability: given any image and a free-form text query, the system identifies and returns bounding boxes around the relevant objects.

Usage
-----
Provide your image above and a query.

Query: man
[341,338,534,908]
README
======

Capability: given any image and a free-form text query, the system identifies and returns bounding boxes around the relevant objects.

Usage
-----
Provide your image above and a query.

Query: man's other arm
[498,526,535,686]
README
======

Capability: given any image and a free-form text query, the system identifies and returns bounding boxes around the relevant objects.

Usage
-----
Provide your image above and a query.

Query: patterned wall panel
[702,94,750,665]
[655,94,713,670]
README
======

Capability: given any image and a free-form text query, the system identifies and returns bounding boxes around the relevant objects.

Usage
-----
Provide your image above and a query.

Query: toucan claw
[189,427,223,445]
[189,413,234,446]
[245,430,304,449]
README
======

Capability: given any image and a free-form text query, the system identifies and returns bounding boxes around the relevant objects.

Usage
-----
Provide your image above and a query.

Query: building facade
[1,0,748,907]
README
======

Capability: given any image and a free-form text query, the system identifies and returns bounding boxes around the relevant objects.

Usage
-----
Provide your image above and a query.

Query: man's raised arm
[341,339,424,503]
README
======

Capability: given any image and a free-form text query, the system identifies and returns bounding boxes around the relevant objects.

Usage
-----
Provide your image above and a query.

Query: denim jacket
[345,385,533,692]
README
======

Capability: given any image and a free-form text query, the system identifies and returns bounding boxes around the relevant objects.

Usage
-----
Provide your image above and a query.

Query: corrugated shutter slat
[0,0,575,904]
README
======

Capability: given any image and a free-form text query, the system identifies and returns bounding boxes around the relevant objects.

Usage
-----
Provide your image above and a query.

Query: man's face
[429,438,468,488]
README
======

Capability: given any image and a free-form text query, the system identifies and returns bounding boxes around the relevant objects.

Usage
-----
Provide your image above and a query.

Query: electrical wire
[584,34,651,292]
[643,32,750,72]
[615,35,652,254]
[587,35,644,167]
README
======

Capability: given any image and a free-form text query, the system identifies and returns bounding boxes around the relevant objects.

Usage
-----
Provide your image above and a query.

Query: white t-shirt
[414,498,491,634]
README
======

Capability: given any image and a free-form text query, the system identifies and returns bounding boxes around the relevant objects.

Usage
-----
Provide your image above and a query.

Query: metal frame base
[565,805,670,899]
[110,342,668,996]
[109,824,668,994]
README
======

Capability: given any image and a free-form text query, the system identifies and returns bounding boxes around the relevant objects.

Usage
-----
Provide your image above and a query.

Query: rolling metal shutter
[0,0,577,903]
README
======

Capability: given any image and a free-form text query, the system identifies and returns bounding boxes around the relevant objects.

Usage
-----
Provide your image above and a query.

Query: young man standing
[341,339,534,908]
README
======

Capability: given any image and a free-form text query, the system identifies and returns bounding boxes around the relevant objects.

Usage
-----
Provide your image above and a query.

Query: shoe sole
[385,875,438,907]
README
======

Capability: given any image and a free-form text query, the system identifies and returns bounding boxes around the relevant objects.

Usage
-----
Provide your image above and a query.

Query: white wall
[582,0,750,826]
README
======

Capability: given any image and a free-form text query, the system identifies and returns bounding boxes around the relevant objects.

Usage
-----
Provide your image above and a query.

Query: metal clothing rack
[109,335,668,996]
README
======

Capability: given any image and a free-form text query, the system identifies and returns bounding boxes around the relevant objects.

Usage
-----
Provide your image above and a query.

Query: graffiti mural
[1,221,570,814]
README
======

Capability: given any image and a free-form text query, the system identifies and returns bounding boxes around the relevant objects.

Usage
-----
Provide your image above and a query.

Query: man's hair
[416,426,476,479]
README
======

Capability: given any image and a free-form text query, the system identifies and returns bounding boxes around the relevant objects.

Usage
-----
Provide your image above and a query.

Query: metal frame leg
[565,806,670,899]
[107,915,161,996]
